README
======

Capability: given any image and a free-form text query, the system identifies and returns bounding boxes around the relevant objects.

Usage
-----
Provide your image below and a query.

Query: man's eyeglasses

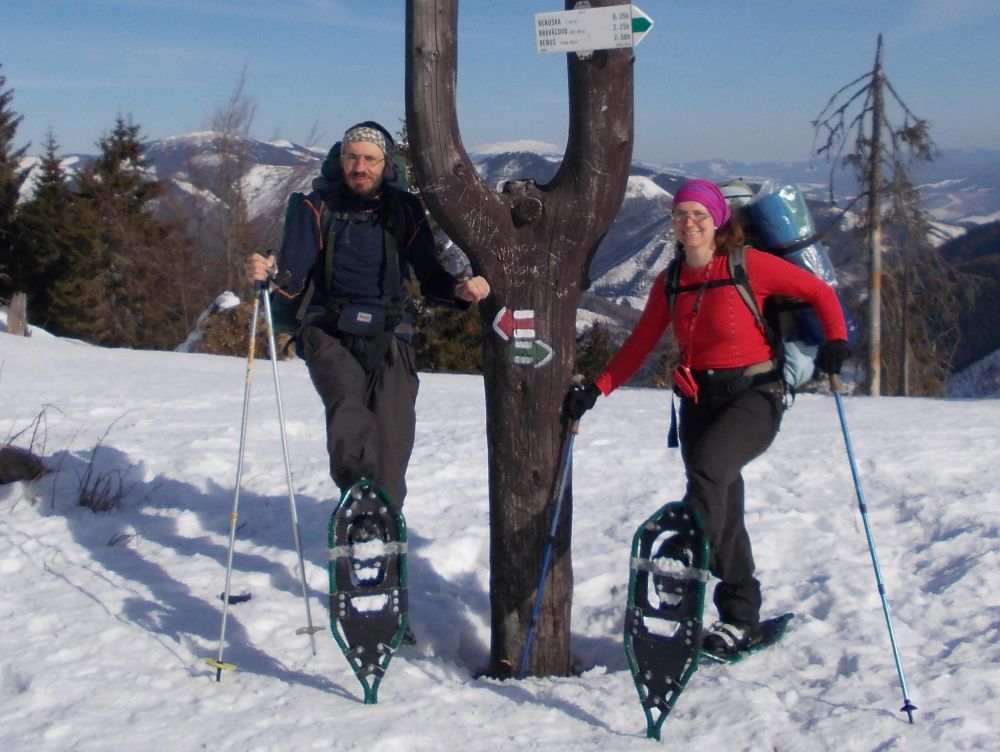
[342,152,384,167]
[672,211,713,224]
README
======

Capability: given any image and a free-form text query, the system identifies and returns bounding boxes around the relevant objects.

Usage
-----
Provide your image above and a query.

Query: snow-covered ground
[1,326,998,751]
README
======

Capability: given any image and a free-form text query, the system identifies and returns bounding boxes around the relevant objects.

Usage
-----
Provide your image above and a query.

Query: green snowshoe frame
[327,480,408,704]
[624,500,710,741]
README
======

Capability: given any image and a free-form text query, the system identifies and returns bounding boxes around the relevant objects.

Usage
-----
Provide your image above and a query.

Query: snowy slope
[1,328,999,751]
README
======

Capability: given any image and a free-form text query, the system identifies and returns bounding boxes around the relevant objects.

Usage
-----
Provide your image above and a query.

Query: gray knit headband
[342,126,391,158]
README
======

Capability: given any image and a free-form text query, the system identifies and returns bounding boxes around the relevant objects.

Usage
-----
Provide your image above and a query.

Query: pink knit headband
[672,179,732,228]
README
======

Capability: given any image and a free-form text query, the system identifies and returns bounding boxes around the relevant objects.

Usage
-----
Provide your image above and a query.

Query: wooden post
[405,0,634,676]
[7,292,27,336]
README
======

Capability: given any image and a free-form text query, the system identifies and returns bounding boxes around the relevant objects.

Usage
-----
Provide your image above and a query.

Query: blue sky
[4,0,1000,163]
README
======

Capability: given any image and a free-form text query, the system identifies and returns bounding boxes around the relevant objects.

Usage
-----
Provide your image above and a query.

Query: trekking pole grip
[255,249,276,295]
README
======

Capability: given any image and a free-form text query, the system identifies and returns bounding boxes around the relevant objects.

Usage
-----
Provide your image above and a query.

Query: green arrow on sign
[512,339,554,368]
[631,15,652,34]
[630,4,654,45]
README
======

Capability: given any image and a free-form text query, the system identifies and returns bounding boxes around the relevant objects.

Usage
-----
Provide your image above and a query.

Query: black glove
[815,339,851,375]
[564,382,601,420]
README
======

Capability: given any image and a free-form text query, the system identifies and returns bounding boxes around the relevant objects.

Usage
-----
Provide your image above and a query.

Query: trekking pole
[517,417,579,679]
[830,375,917,723]
[260,286,321,653]
[205,282,263,682]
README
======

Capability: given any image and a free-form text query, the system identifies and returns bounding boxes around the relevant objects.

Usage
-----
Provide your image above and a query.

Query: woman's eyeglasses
[672,211,713,224]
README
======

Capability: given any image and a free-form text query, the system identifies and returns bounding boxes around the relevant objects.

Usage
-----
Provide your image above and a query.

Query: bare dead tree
[813,33,946,395]
[211,67,259,293]
[405,0,634,677]
[177,69,309,306]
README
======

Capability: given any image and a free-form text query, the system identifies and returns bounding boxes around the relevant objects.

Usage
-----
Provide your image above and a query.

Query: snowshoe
[328,479,408,704]
[623,501,710,740]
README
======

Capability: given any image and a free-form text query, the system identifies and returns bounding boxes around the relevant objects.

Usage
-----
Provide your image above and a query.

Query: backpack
[665,181,858,393]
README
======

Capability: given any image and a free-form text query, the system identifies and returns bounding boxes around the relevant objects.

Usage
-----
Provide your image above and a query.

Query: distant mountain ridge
[23,134,1000,227]
[634,149,1000,225]
[17,134,1000,372]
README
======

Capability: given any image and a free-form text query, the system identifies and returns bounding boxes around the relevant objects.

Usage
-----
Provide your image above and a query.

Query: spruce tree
[0,63,29,298]
[51,116,185,348]
[412,303,483,373]
[574,322,616,381]
[13,131,77,328]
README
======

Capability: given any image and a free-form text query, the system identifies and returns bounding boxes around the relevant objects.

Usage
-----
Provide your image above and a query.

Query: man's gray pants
[298,324,419,509]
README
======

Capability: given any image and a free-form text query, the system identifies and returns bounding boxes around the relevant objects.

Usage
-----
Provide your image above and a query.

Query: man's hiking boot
[702,621,763,656]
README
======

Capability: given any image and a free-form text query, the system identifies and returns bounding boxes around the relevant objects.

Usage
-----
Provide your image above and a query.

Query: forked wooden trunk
[405,0,634,676]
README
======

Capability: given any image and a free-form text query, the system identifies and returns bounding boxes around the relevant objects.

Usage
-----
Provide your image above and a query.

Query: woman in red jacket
[566,178,850,657]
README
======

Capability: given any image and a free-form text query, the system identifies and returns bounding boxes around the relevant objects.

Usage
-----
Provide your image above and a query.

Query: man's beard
[347,173,382,198]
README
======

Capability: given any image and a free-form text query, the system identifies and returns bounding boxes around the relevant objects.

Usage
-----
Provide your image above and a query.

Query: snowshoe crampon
[328,480,408,704]
[623,501,709,740]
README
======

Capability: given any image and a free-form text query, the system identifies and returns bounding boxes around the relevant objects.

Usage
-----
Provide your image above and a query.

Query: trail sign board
[535,4,654,55]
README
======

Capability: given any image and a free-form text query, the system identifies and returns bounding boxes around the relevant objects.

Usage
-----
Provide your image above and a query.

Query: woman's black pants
[678,386,784,627]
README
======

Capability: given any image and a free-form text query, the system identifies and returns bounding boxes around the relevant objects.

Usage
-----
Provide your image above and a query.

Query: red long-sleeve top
[594,249,849,395]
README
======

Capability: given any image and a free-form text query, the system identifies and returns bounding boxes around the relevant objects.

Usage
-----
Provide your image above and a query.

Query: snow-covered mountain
[18,132,323,223]
[650,149,1000,228]
[585,176,674,308]
[143,132,322,223]
[17,134,1000,364]
[24,133,998,227]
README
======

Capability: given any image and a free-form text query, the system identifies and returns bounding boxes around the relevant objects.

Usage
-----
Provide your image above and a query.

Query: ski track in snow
[1,331,998,751]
